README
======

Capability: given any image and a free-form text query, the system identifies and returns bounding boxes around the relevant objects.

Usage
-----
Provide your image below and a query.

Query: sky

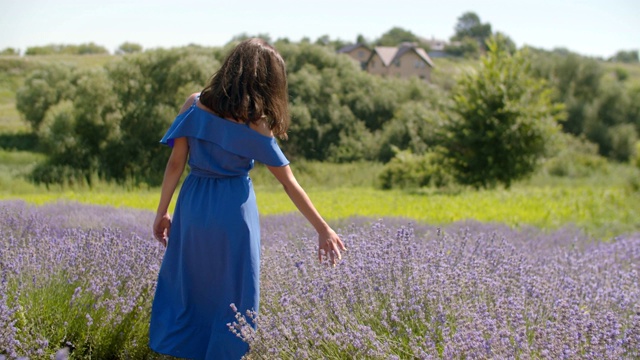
[0,0,638,58]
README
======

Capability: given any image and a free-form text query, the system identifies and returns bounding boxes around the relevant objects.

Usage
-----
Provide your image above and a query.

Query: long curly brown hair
[199,38,290,139]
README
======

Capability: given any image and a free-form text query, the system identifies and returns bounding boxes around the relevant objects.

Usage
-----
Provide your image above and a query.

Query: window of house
[394,59,401,67]
[358,50,364,58]
[370,60,375,68]
[414,60,425,68]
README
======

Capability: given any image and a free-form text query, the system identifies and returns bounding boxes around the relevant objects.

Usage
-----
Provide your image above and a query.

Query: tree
[451,11,492,50]
[377,27,419,46]
[117,42,143,54]
[231,33,272,44]
[24,43,109,55]
[492,32,516,54]
[0,47,19,55]
[442,37,565,189]
[609,50,639,63]
[16,63,75,131]
[376,27,430,51]
[314,35,347,51]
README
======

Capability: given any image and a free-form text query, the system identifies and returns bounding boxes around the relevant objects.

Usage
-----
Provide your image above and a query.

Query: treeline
[23,42,110,56]
[528,48,640,162]
[13,36,640,188]
[0,42,145,56]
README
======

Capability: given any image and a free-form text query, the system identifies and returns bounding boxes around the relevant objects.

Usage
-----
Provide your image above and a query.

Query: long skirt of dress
[149,173,260,360]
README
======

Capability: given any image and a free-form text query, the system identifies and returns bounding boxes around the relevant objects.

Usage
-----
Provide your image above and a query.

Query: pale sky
[0,0,638,58]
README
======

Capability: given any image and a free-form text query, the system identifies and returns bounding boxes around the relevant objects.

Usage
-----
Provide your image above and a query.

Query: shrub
[543,134,609,178]
[608,123,638,162]
[377,149,451,190]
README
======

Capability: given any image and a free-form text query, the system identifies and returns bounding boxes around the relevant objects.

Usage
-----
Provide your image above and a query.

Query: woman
[150,38,346,359]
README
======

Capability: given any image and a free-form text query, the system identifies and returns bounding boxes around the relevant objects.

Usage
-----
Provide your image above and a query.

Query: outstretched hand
[153,213,172,247]
[318,228,347,266]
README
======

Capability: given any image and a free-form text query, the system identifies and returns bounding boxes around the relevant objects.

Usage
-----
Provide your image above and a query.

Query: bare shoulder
[250,119,275,138]
[177,92,200,115]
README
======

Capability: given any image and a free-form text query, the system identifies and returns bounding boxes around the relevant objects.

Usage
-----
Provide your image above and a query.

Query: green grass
[1,161,638,239]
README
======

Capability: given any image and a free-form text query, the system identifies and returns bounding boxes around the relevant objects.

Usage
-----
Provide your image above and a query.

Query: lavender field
[0,200,639,359]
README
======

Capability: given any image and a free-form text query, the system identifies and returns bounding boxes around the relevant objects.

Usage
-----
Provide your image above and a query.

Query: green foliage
[377,27,420,46]
[0,132,38,150]
[542,133,609,178]
[16,63,75,131]
[377,149,451,190]
[375,27,430,51]
[314,35,347,51]
[378,99,447,162]
[613,67,629,82]
[452,12,492,40]
[0,47,19,56]
[25,43,109,55]
[17,47,216,186]
[528,48,640,162]
[444,37,480,58]
[116,42,143,54]
[103,47,214,185]
[443,38,564,189]
[278,42,443,162]
[491,32,516,54]
[608,124,638,162]
[231,32,272,44]
[9,270,155,358]
[634,141,640,168]
[451,11,492,51]
[528,50,602,135]
[609,49,639,63]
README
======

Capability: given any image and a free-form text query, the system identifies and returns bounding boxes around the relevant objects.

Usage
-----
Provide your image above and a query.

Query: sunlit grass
[1,149,638,238]
[3,184,638,239]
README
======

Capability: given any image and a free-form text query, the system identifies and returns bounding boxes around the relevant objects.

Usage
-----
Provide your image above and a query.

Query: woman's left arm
[267,164,346,265]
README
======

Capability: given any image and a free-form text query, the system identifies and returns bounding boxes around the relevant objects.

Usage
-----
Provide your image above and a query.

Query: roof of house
[337,43,370,54]
[369,43,434,68]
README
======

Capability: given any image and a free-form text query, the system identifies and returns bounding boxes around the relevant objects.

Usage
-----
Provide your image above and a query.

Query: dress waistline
[189,169,248,179]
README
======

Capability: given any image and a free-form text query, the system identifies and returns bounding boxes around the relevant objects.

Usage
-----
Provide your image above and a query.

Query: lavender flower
[0,201,638,359]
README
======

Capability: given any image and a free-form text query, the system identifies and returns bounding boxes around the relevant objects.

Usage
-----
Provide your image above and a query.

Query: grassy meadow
[1,151,639,239]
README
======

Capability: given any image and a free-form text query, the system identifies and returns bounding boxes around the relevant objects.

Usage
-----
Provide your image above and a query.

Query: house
[364,42,434,81]
[338,42,434,81]
[337,43,372,69]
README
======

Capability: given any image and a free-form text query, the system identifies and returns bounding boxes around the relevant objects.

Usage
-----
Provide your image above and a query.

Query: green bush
[443,38,564,189]
[543,134,609,178]
[377,149,451,190]
[633,141,640,169]
[608,123,638,162]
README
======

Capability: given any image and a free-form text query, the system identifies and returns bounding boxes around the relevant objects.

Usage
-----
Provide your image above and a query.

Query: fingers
[320,242,341,266]
[317,231,347,266]
[153,220,170,247]
[154,231,167,245]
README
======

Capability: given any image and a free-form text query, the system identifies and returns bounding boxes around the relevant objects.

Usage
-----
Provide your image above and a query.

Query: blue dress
[149,99,289,360]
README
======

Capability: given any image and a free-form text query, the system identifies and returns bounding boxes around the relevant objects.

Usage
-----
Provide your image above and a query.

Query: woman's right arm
[152,94,198,246]
[153,136,189,247]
